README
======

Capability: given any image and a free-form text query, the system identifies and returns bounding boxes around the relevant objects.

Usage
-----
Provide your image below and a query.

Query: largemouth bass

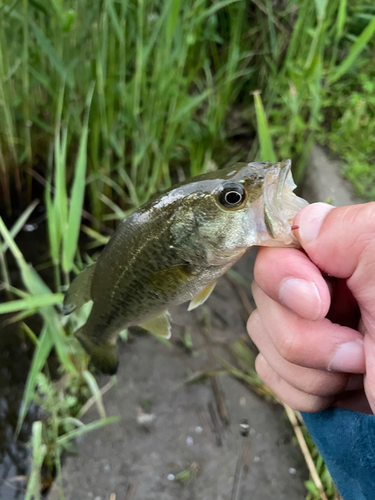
[63,160,308,374]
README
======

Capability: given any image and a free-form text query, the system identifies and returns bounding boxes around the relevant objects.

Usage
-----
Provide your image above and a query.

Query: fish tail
[75,327,119,375]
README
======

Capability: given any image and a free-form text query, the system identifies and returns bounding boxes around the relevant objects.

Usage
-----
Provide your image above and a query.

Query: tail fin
[63,263,96,315]
[75,327,119,375]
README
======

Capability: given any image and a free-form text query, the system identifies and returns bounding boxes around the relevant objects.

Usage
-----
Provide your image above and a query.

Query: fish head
[170,160,308,264]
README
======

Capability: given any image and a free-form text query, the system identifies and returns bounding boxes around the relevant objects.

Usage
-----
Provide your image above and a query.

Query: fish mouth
[262,160,309,247]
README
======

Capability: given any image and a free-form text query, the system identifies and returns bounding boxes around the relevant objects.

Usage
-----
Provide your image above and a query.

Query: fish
[63,159,308,375]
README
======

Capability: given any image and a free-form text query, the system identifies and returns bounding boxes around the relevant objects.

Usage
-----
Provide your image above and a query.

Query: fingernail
[328,340,365,373]
[279,278,322,320]
[298,203,335,244]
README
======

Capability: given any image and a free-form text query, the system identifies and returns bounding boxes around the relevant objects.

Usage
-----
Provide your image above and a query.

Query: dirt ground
[48,249,308,500]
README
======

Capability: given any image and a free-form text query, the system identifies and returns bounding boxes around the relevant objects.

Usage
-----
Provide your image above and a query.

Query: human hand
[247,202,375,414]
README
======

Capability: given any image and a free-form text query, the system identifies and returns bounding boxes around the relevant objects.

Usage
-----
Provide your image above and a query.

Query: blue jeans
[302,409,375,500]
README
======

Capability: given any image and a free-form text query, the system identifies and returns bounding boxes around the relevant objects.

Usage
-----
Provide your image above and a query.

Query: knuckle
[246,309,262,336]
[255,354,268,378]
[277,330,300,363]
[299,373,343,397]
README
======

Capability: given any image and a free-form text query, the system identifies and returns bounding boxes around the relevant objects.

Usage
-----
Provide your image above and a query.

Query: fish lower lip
[263,160,308,243]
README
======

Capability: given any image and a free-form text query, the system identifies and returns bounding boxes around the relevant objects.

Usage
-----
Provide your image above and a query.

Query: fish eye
[218,183,246,208]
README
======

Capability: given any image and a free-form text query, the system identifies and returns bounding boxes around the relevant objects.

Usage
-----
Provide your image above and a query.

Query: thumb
[294,202,375,280]
[294,202,375,412]
[294,203,375,304]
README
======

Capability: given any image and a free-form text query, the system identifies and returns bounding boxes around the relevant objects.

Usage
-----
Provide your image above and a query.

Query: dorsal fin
[63,263,96,315]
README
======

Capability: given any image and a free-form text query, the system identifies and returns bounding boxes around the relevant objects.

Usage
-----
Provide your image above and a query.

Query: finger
[251,283,365,373]
[254,247,331,320]
[247,310,361,397]
[294,202,375,299]
[294,202,375,409]
[255,354,334,413]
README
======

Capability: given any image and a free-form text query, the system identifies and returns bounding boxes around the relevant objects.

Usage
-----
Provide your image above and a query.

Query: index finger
[254,247,331,321]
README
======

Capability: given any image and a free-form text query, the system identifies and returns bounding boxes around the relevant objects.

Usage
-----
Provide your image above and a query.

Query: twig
[77,379,114,419]
[210,377,229,426]
[283,404,328,500]
[125,481,137,500]
[230,421,251,500]
[207,402,222,447]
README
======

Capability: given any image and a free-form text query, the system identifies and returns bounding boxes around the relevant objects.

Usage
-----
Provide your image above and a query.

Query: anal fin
[63,263,96,315]
[188,281,217,311]
[139,312,171,339]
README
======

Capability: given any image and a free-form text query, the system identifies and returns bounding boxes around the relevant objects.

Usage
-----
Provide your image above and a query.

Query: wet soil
[0,320,35,500]
[0,207,51,499]
[48,250,308,500]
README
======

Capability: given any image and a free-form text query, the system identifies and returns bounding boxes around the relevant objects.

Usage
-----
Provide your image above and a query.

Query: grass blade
[329,15,375,84]
[82,370,107,419]
[30,21,72,86]
[56,415,120,446]
[253,91,277,162]
[16,326,53,435]
[0,294,63,314]
[0,200,39,254]
[62,84,94,273]
[24,421,47,500]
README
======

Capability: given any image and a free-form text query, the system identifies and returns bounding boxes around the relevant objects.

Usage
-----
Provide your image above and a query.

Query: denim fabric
[302,408,375,500]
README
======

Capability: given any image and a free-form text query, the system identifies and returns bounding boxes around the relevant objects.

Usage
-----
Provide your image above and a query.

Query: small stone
[195,426,203,434]
[167,474,175,481]
[186,436,194,446]
[239,396,246,406]
[289,467,297,475]
[254,456,260,463]
[136,408,155,425]
[24,223,38,232]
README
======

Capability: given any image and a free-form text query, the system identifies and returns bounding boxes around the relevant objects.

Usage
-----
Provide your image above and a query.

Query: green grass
[2,0,375,212]
[1,0,375,498]
[0,0,253,220]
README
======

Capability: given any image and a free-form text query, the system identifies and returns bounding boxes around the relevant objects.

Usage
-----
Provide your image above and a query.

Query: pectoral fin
[139,312,171,339]
[146,264,192,293]
[188,281,217,311]
[63,263,96,315]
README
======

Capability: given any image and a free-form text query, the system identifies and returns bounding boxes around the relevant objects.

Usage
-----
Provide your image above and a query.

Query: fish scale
[63,160,308,374]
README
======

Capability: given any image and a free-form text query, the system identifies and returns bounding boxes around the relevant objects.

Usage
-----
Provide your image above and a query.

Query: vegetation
[1,0,375,498]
